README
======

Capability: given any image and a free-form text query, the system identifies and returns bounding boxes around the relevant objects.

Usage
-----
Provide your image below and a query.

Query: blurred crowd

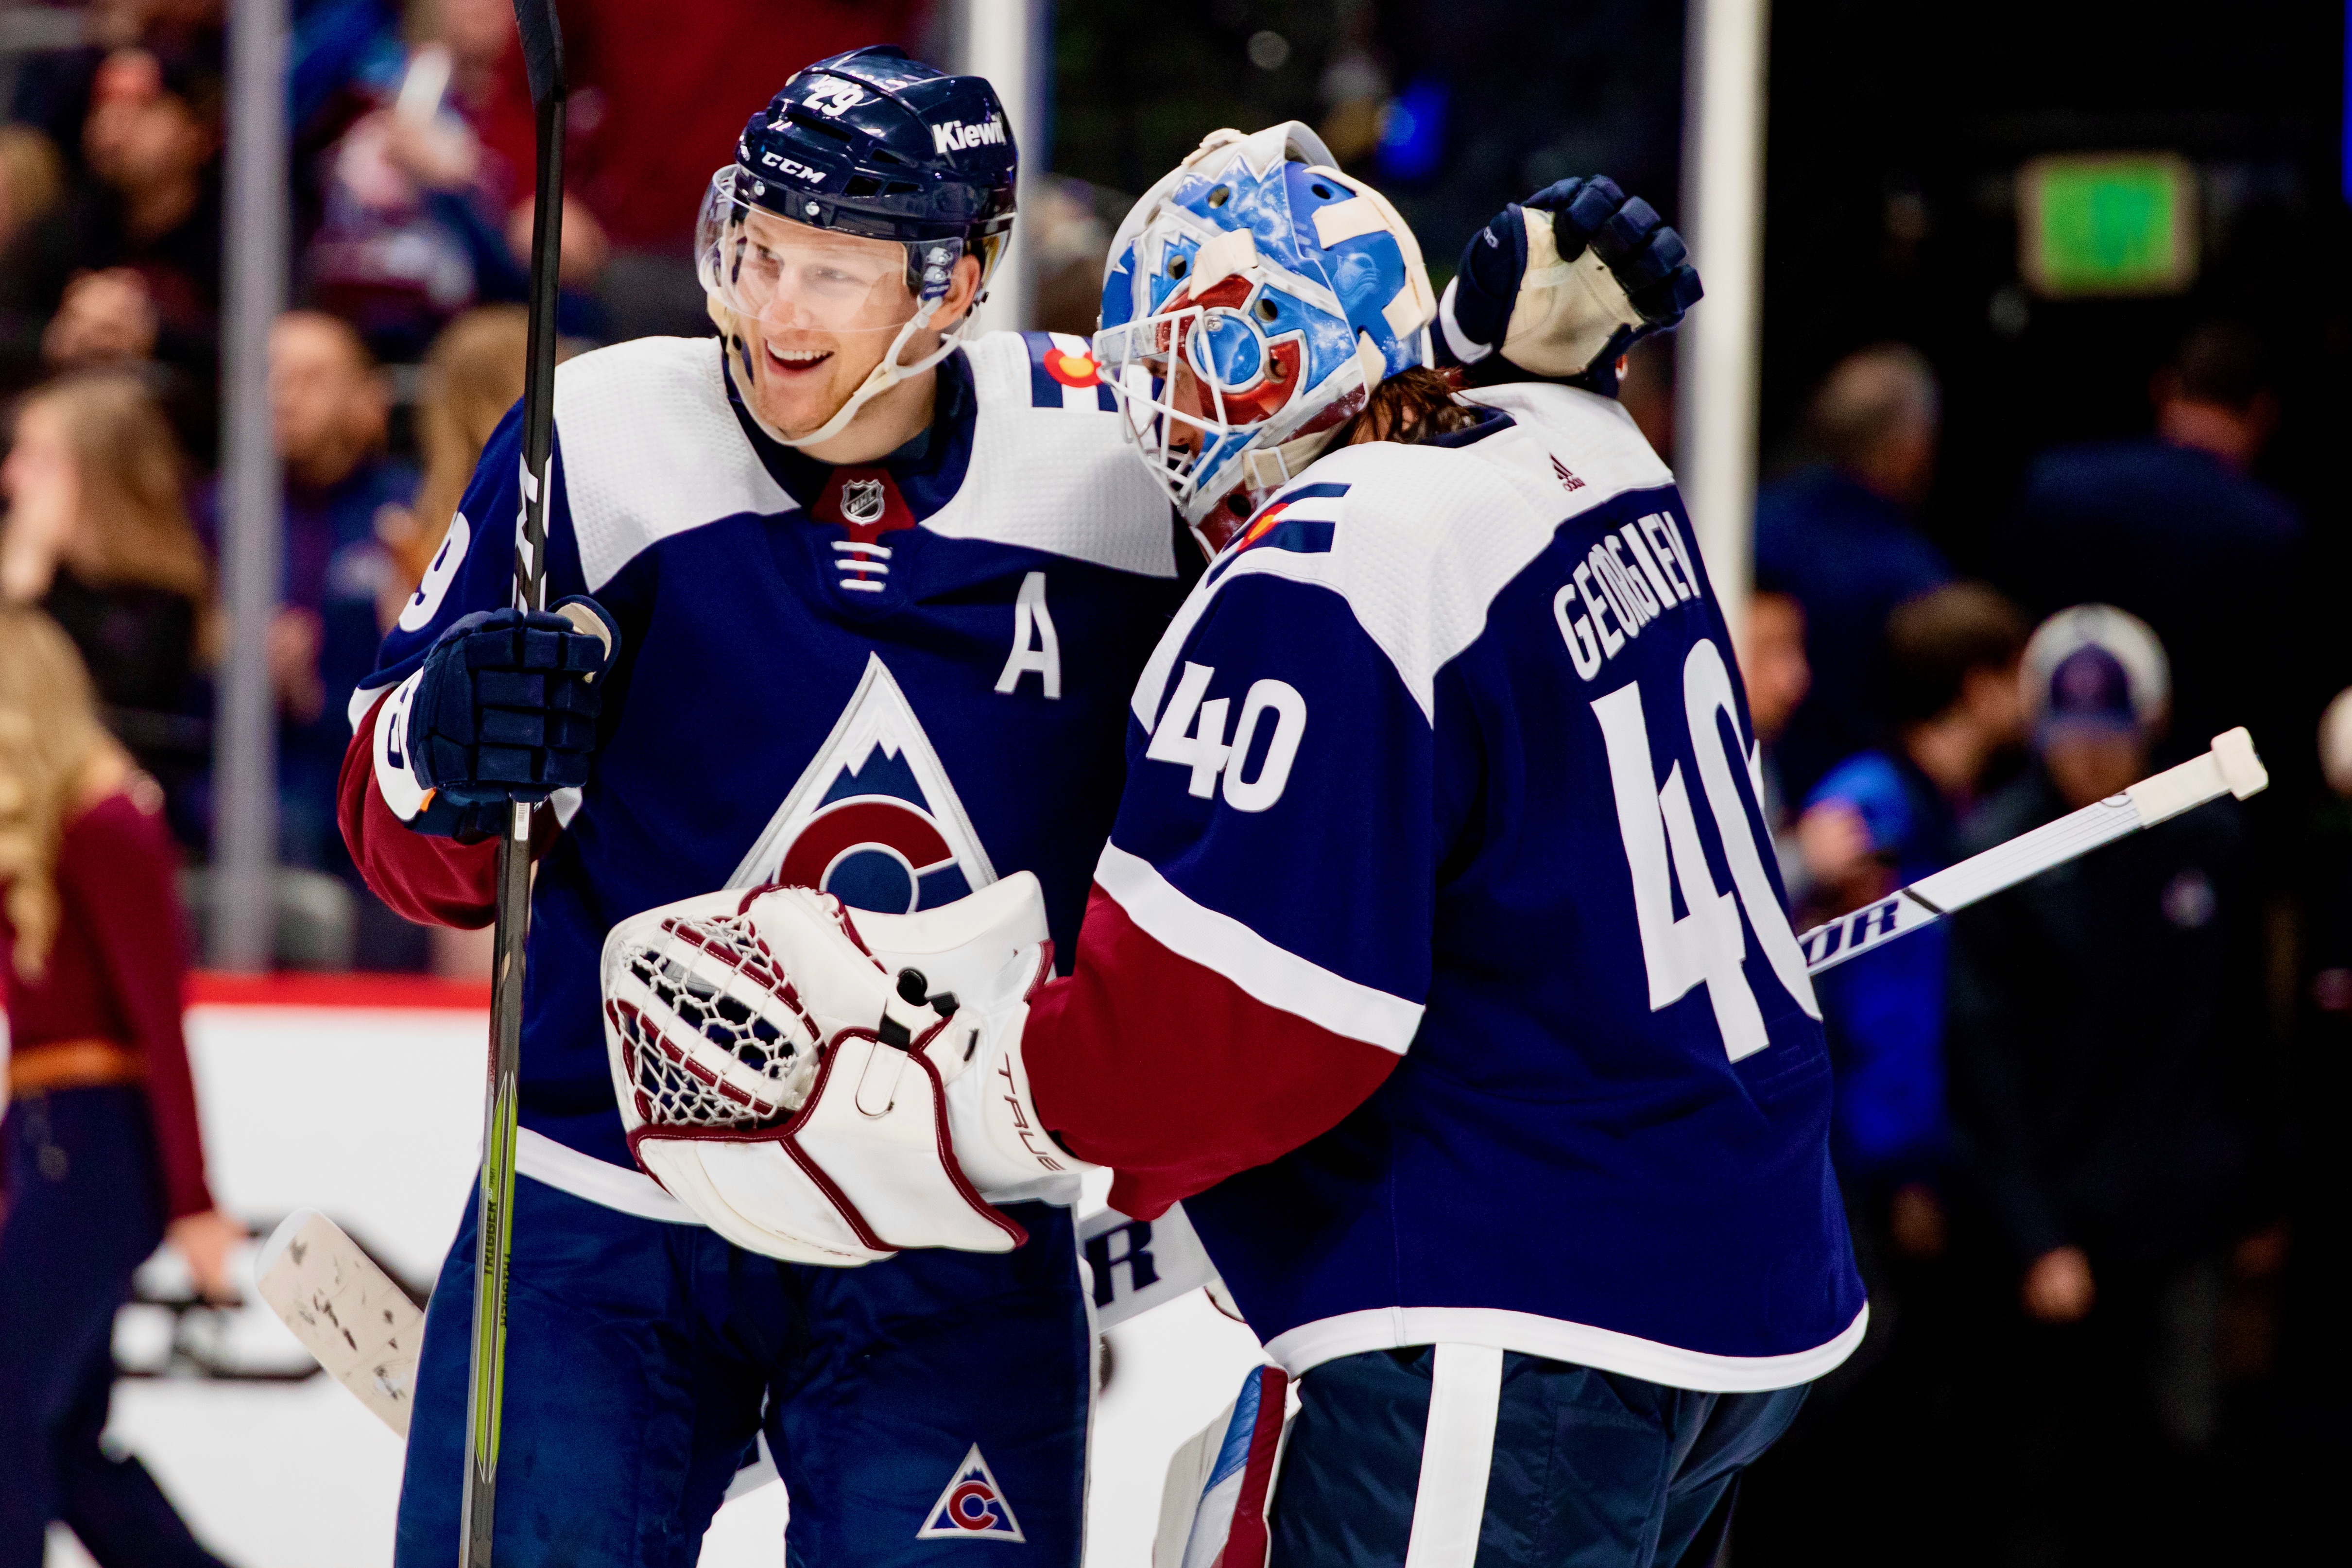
[1728,329,2340,1564]
[0,1,2344,1560]
[0,0,930,974]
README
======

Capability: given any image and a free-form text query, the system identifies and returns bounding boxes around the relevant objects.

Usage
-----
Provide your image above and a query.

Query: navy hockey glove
[1434,175,1702,395]
[405,596,618,814]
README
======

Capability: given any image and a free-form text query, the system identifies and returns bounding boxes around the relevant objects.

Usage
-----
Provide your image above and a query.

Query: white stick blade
[2212,727,2268,800]
[256,1208,426,1436]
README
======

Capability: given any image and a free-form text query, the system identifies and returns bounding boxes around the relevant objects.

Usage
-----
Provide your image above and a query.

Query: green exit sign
[2020,154,2198,297]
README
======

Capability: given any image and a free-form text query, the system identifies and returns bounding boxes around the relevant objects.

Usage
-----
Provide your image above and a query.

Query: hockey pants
[1269,1345,1808,1568]
[394,1172,1090,1568]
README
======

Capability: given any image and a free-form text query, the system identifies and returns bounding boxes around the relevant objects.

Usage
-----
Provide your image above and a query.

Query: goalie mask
[601,875,1061,1266]
[1093,122,1436,547]
[699,47,1016,449]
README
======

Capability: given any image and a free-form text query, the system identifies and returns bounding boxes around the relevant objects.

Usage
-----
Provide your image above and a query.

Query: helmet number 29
[1590,639,1820,1062]
[1146,661,1308,812]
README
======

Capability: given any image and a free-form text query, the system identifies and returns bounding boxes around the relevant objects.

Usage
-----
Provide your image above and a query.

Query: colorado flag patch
[918,1443,1025,1542]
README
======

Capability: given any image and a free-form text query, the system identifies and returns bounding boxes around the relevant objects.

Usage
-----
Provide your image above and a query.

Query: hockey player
[671,141,1869,1563]
[337,48,1182,1567]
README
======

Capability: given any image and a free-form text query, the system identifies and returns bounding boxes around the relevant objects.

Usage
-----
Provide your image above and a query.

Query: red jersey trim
[1023,884,1400,1220]
[338,692,500,929]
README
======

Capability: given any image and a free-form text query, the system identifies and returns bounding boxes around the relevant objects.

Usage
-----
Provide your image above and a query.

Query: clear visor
[696,166,955,338]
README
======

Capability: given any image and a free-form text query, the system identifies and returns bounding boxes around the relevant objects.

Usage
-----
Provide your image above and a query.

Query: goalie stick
[1075,731,2272,1331]
[1799,726,2268,977]
[464,4,567,1565]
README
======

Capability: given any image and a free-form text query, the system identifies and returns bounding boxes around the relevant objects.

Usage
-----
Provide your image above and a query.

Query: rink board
[40,983,1265,1568]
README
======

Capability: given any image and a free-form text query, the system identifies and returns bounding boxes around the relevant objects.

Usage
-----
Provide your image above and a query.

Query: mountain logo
[917,1444,1025,1542]
[725,654,996,913]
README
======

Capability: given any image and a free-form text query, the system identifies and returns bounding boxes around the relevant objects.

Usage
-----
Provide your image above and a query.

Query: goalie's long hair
[1332,365,1486,450]
[0,607,116,980]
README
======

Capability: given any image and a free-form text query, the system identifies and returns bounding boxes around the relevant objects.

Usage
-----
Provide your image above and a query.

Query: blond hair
[0,608,113,979]
[27,371,211,606]
[0,125,64,237]
[400,305,528,588]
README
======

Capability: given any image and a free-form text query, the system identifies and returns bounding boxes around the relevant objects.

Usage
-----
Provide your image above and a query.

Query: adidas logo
[918,1443,1025,1541]
[1551,455,1585,492]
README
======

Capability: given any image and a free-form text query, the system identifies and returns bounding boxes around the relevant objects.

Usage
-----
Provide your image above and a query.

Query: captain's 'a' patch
[918,1443,1025,1541]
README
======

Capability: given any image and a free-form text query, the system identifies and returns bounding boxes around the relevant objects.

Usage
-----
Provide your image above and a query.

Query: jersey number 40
[1590,639,1819,1062]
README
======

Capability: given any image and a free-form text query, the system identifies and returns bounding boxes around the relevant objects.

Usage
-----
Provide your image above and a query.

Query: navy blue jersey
[350,331,1180,1172]
[1028,383,1866,1391]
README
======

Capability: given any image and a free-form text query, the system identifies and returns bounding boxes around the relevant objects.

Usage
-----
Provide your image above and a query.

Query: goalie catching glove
[1433,175,1700,396]
[600,872,1091,1266]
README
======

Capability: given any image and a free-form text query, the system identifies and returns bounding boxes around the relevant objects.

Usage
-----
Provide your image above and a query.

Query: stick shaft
[1798,732,2265,978]
[459,76,564,1568]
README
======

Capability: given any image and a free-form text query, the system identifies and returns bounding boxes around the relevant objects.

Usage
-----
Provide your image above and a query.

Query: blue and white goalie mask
[1094,123,1436,535]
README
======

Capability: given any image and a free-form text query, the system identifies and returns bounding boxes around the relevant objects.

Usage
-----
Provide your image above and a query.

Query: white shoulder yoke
[553,336,792,592]
[1131,384,1679,725]
[921,331,1176,579]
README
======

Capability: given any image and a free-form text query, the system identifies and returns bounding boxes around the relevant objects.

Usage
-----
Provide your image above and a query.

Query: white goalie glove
[601,871,1092,1266]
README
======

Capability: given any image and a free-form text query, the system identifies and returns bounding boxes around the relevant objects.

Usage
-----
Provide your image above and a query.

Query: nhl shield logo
[726,654,996,913]
[841,478,887,527]
[917,1444,1024,1542]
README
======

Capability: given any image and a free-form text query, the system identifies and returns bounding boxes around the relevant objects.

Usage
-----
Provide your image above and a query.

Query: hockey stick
[1798,727,2268,978]
[257,1210,428,1434]
[463,4,566,1564]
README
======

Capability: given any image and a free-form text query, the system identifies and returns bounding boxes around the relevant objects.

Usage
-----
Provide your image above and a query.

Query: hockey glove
[405,595,618,813]
[599,874,1076,1266]
[1434,175,1702,396]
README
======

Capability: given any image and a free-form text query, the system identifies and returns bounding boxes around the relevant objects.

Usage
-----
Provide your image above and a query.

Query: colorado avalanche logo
[725,655,996,913]
[840,478,887,528]
[917,1444,1025,1542]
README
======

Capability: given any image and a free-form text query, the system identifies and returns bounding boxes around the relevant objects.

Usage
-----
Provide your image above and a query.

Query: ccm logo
[931,116,1007,155]
[760,152,826,183]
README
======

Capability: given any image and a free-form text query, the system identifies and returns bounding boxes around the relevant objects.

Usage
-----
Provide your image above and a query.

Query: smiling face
[727,208,978,442]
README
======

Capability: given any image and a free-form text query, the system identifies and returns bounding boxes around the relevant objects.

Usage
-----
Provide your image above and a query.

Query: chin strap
[719,297,970,450]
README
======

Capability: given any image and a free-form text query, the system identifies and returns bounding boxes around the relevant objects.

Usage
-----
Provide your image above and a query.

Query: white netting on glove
[604,909,824,1131]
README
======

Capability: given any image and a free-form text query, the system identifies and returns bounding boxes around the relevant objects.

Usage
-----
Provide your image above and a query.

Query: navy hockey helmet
[697,47,1019,446]
[729,46,1015,251]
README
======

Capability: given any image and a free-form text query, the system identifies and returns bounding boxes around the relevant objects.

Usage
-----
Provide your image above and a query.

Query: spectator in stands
[301,20,544,358]
[40,265,159,370]
[1754,344,1953,798]
[0,371,211,831]
[239,312,411,876]
[469,0,922,340]
[1740,586,1812,896]
[1945,604,2280,1563]
[378,302,525,620]
[1738,583,2027,1568]
[48,45,223,355]
[1992,323,2303,776]
[0,125,67,387]
[0,606,238,1568]
[1802,582,2026,1223]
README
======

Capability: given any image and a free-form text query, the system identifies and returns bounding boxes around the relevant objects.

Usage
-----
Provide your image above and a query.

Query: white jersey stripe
[1095,841,1423,1053]
[1265,1302,1871,1396]
[1403,1345,1504,1568]
[515,1126,700,1224]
